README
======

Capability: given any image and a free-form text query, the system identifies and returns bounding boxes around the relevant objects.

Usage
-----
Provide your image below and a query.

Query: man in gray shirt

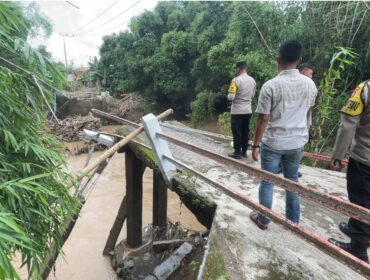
[227,61,256,159]
[249,40,317,229]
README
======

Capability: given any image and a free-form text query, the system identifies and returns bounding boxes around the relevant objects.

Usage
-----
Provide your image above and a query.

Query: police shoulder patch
[341,82,366,116]
[228,78,237,94]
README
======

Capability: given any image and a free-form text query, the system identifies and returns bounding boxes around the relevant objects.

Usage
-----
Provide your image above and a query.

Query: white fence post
[142,113,176,188]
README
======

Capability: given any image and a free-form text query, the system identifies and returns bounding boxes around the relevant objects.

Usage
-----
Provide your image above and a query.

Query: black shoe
[339,222,353,238]
[241,153,247,158]
[298,171,302,178]
[228,152,241,159]
[328,238,369,263]
[339,222,370,247]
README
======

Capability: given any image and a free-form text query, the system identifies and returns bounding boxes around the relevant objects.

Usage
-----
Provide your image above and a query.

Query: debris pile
[110,92,145,117]
[111,222,207,280]
[48,114,102,141]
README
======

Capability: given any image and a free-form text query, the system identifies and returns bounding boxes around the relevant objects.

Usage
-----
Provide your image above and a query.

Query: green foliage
[190,91,224,127]
[139,99,157,115]
[0,2,78,279]
[81,56,104,90]
[309,47,358,154]
[99,1,370,150]
[217,112,232,137]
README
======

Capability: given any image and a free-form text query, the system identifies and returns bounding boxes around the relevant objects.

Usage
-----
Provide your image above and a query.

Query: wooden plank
[103,196,127,255]
[153,171,168,231]
[126,148,145,247]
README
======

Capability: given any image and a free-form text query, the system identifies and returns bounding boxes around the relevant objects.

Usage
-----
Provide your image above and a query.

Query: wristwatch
[252,144,260,149]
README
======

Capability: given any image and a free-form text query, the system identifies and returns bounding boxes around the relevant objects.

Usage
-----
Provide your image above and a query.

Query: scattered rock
[116,267,123,276]
[143,275,157,280]
[194,236,201,244]
[143,252,152,262]
[124,259,134,269]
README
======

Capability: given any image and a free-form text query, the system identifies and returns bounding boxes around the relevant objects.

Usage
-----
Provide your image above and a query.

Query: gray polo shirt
[333,81,370,166]
[227,73,256,115]
[256,69,317,150]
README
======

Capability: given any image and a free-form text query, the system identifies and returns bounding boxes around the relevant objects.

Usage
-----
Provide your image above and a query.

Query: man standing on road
[227,61,256,159]
[277,62,316,177]
[328,80,370,263]
[249,40,317,229]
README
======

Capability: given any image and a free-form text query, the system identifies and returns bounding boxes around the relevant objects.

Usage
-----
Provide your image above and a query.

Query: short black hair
[279,40,302,64]
[298,62,316,74]
[235,61,247,69]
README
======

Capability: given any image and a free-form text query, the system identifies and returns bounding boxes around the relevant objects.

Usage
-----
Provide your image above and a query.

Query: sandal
[249,211,268,230]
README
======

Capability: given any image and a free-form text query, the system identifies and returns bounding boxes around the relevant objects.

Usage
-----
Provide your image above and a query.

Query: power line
[73,1,140,36]
[66,1,80,10]
[71,0,119,34]
[78,19,130,37]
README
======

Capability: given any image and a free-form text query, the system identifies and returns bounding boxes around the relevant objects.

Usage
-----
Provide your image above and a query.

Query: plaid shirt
[256,69,317,150]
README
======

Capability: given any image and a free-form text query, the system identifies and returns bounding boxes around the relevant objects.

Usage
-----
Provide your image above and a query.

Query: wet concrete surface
[120,121,368,279]
[48,150,205,280]
[159,124,368,280]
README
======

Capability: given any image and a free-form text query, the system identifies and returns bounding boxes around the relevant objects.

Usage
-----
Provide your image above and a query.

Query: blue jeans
[258,143,303,225]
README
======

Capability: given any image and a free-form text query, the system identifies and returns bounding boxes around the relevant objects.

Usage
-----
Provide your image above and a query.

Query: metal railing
[93,111,370,277]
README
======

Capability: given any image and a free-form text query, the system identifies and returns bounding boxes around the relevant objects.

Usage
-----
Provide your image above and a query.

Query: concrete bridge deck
[125,120,367,280]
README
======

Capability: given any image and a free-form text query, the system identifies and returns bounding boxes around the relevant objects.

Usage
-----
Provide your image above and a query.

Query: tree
[99,1,370,145]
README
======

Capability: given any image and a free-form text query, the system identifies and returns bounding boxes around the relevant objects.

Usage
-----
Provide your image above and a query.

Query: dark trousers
[347,157,370,243]
[231,114,252,154]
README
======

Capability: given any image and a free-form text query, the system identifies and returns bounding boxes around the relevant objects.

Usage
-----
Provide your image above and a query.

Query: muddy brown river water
[48,147,205,280]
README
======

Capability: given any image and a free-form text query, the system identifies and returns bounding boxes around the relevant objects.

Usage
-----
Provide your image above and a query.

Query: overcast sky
[26,0,159,67]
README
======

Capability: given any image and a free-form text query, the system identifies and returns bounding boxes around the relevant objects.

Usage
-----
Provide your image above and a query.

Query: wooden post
[126,148,145,247]
[153,171,168,232]
[103,196,127,255]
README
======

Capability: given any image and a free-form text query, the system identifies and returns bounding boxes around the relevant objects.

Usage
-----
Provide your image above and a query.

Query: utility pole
[59,33,74,78]
[86,55,94,94]
[58,1,79,80]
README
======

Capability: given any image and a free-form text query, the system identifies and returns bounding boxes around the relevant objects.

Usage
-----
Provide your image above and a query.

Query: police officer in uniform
[329,80,370,263]
[227,61,256,159]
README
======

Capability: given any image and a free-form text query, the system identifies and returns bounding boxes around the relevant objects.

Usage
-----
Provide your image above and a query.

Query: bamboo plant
[0,3,79,279]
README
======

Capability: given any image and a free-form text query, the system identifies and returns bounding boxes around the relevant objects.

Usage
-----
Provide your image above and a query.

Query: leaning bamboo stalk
[67,109,173,189]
